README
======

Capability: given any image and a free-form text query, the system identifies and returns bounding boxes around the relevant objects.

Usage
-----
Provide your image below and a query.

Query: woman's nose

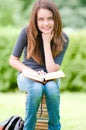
[43,20,49,25]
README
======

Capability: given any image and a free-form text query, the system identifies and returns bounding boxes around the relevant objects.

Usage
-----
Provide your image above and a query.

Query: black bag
[0,115,24,130]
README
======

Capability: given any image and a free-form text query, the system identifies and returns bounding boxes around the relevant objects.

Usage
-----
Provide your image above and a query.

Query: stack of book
[37,95,48,118]
[36,119,48,130]
[36,95,48,130]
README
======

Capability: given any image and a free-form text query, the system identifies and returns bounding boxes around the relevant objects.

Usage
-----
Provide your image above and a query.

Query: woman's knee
[17,73,33,92]
[17,73,44,93]
[32,82,44,97]
[44,80,60,96]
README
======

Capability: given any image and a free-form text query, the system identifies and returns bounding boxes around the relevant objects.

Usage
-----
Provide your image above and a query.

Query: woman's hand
[42,32,53,44]
[37,70,47,76]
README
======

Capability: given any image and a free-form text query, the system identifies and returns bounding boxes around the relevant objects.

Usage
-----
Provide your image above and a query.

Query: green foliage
[79,0,86,6]
[0,26,20,92]
[19,0,34,11]
[0,1,14,26]
[54,0,86,28]
[61,30,86,92]
[0,0,27,27]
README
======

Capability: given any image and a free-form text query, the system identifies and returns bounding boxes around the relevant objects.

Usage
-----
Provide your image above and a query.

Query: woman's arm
[9,27,38,74]
[42,33,60,73]
[9,55,37,73]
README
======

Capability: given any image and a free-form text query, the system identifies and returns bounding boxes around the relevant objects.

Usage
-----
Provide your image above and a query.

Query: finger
[38,70,45,75]
[38,71,41,75]
[40,70,45,75]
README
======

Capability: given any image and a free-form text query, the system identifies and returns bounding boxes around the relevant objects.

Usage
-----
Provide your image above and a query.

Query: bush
[0,26,20,92]
[61,29,86,92]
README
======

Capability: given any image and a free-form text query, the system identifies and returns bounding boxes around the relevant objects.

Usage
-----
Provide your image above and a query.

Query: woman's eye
[38,18,44,21]
[48,17,54,20]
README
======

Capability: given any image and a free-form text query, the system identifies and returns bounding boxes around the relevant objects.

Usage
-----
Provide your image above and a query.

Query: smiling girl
[9,0,69,130]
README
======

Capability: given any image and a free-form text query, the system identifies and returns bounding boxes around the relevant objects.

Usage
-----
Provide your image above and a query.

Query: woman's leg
[44,80,61,130]
[17,73,44,130]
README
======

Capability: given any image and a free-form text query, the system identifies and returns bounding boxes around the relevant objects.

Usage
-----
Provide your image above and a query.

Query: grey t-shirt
[12,27,69,72]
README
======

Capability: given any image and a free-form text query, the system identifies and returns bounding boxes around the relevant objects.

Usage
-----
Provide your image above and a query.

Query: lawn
[0,92,86,130]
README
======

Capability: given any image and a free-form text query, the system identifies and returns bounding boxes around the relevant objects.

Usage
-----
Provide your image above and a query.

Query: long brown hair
[27,0,66,64]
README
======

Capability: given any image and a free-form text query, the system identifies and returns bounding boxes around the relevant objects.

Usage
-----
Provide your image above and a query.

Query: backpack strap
[0,116,13,130]
[14,117,24,130]
[5,116,21,130]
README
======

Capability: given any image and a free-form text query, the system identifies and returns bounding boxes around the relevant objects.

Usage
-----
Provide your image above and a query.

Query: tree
[19,0,34,11]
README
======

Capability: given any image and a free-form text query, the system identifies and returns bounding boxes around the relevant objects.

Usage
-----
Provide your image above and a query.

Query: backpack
[0,115,24,130]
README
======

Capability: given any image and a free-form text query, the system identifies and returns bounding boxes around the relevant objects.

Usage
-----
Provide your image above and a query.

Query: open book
[22,70,65,83]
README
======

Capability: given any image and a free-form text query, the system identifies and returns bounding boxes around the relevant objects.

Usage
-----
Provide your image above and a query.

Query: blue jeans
[17,73,61,130]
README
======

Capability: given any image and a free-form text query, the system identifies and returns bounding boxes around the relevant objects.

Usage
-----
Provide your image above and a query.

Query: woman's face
[37,8,54,34]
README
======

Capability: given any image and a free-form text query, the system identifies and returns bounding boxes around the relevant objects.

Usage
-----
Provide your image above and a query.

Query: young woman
[9,0,69,129]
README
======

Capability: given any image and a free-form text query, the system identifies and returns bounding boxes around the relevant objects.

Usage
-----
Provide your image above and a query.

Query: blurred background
[0,0,86,92]
[0,0,86,130]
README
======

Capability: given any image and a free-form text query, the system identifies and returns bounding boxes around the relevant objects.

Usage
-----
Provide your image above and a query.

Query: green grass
[60,92,86,130]
[0,92,25,120]
[0,92,86,130]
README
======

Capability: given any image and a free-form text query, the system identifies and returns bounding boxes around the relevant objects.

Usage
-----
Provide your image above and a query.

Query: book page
[22,70,45,82]
[44,70,65,80]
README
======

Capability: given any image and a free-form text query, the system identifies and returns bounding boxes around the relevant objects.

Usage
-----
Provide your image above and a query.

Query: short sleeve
[12,26,28,58]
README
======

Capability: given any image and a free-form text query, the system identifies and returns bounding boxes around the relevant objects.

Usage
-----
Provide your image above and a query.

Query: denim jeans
[17,73,61,130]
